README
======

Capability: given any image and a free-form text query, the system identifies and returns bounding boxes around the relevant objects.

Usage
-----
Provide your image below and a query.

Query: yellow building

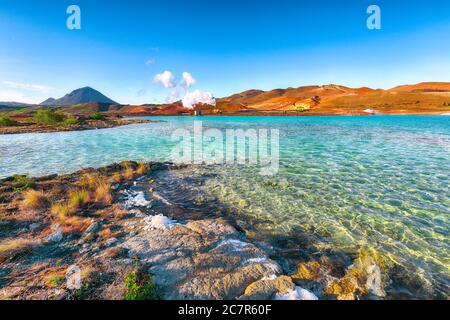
[294,102,311,112]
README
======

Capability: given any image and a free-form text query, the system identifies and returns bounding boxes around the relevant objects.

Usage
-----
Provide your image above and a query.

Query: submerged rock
[323,248,389,300]
[123,218,286,300]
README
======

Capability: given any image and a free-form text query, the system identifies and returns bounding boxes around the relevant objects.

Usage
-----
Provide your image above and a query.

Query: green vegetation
[123,269,160,300]
[32,109,79,126]
[33,109,66,124]
[0,116,18,126]
[49,275,64,287]
[90,112,104,120]
[63,114,79,126]
[12,175,34,192]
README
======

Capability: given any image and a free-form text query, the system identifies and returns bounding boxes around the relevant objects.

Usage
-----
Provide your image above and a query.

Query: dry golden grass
[122,166,135,180]
[22,189,49,210]
[111,172,123,183]
[77,173,100,189]
[51,202,73,218]
[136,162,148,176]
[59,216,93,234]
[68,188,90,209]
[0,238,38,263]
[94,180,112,205]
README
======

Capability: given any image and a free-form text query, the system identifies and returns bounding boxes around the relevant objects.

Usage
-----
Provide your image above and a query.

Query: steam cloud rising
[153,70,175,88]
[153,70,215,109]
[182,90,216,109]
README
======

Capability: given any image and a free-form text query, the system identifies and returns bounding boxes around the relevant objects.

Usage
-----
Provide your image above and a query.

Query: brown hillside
[389,82,450,93]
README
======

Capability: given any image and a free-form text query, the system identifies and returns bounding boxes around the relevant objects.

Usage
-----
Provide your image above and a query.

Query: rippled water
[1,115,449,298]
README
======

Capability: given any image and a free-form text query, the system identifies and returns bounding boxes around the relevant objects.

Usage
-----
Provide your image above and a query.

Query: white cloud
[181,72,196,88]
[153,70,175,88]
[2,81,52,93]
[182,90,216,109]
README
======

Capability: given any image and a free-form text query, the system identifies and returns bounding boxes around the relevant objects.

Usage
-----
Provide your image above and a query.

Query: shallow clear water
[1,115,449,298]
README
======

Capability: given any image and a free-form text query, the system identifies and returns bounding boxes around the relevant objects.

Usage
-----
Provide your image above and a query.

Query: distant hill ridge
[40,87,117,106]
[2,82,448,116]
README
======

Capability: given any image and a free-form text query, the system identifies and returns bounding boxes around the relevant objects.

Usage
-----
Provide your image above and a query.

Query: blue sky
[0,0,449,104]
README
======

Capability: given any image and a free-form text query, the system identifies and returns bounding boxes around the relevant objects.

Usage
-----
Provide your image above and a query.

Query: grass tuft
[51,202,73,218]
[68,189,90,209]
[136,162,148,176]
[77,173,100,189]
[122,166,135,180]
[111,172,123,183]
[94,180,112,205]
[22,189,49,210]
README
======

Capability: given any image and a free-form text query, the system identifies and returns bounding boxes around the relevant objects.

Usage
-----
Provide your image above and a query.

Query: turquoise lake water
[0,115,449,298]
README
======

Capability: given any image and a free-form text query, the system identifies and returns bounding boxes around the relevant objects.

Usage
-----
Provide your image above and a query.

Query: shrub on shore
[63,114,79,126]
[22,189,49,210]
[90,112,104,120]
[33,109,66,124]
[0,116,18,126]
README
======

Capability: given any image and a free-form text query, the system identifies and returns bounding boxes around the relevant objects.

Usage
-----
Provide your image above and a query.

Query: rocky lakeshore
[0,161,388,300]
[0,118,156,135]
